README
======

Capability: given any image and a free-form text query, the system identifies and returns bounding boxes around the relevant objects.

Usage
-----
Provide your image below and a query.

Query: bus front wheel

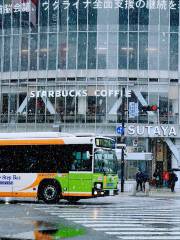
[39,181,60,204]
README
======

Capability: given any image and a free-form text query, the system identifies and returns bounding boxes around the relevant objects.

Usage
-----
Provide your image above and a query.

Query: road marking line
[106,231,180,235]
[83,224,146,227]
[64,217,180,222]
[93,228,180,231]
[117,236,180,240]
[72,219,180,223]
[55,211,179,218]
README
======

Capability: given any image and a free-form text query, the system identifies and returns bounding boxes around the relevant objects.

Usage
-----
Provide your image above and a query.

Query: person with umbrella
[169,170,178,192]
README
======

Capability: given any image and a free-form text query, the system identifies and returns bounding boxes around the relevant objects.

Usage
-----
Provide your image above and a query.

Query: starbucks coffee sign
[30,89,131,98]
[127,125,177,137]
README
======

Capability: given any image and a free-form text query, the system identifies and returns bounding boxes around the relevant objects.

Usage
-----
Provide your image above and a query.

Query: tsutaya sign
[30,89,131,98]
[127,125,177,137]
[42,0,178,11]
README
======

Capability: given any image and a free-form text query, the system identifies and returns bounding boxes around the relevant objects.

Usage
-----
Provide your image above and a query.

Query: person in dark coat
[153,169,161,188]
[136,170,144,191]
[142,172,149,192]
[169,171,178,192]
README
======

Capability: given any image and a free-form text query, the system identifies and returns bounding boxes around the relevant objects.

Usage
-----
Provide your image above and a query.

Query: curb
[117,191,180,198]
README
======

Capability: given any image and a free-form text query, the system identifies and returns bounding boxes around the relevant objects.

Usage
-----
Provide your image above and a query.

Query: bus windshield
[94,149,118,174]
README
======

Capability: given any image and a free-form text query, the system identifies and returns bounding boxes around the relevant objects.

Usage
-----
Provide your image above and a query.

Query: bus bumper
[104,189,119,196]
[92,189,104,197]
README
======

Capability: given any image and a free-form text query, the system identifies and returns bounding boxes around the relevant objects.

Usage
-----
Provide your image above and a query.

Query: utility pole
[121,87,125,192]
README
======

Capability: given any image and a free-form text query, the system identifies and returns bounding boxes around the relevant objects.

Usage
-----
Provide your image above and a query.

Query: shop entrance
[156,161,163,185]
[150,138,172,186]
[125,159,152,180]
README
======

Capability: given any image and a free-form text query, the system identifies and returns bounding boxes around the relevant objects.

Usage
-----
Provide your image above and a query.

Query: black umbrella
[169,168,180,172]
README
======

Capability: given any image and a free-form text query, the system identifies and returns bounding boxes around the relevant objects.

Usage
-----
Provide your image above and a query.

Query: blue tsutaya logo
[30,90,132,98]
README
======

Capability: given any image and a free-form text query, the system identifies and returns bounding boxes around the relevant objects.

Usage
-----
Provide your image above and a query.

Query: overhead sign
[41,0,177,11]
[0,0,177,14]
[30,89,132,98]
[0,2,34,14]
[127,125,177,137]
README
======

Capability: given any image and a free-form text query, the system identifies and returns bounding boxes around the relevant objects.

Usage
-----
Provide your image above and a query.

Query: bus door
[68,149,93,197]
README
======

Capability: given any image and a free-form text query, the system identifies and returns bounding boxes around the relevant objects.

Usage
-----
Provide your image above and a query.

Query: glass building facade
[0,0,180,182]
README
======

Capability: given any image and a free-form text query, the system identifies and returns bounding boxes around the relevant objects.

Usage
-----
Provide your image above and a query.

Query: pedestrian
[162,171,170,188]
[136,169,143,191]
[169,171,178,192]
[153,169,161,188]
[142,172,149,192]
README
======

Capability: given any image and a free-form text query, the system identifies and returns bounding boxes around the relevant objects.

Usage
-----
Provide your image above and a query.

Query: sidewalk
[149,187,180,197]
[118,187,180,198]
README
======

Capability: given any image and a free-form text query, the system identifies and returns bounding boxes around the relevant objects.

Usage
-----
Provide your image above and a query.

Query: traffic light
[150,105,158,111]
[142,105,158,112]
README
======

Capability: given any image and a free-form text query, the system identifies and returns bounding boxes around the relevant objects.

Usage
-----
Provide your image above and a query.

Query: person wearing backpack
[136,169,144,191]
[169,171,178,192]
[163,171,170,188]
[153,168,161,188]
[142,171,149,192]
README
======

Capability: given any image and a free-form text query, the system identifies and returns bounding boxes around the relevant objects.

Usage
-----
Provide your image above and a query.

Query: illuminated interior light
[145,48,158,51]
[121,47,134,51]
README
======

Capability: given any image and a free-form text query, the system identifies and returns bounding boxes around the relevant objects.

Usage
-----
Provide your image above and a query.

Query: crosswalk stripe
[42,208,176,211]
[33,206,175,210]
[106,232,180,235]
[117,237,180,240]
[34,206,176,209]
[93,228,180,231]
[81,223,178,227]
[52,212,179,219]
[85,224,140,227]
[62,216,180,220]
[70,219,180,223]
[45,209,177,215]
[31,198,180,240]
[53,211,177,215]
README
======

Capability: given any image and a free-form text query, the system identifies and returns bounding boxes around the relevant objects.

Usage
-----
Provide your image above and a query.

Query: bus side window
[53,145,70,173]
[26,155,38,172]
[0,147,13,173]
[39,145,57,173]
[70,151,92,171]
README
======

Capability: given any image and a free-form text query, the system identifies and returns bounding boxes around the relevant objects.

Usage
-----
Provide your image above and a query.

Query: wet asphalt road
[0,195,180,239]
[0,199,109,240]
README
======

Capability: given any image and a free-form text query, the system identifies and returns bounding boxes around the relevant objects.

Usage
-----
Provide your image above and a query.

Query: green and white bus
[0,132,118,203]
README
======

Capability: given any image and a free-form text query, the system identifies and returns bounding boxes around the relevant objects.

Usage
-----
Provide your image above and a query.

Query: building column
[172,139,180,191]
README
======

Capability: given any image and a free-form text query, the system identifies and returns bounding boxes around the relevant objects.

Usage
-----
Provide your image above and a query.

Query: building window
[129,32,138,69]
[88,32,97,69]
[170,33,178,71]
